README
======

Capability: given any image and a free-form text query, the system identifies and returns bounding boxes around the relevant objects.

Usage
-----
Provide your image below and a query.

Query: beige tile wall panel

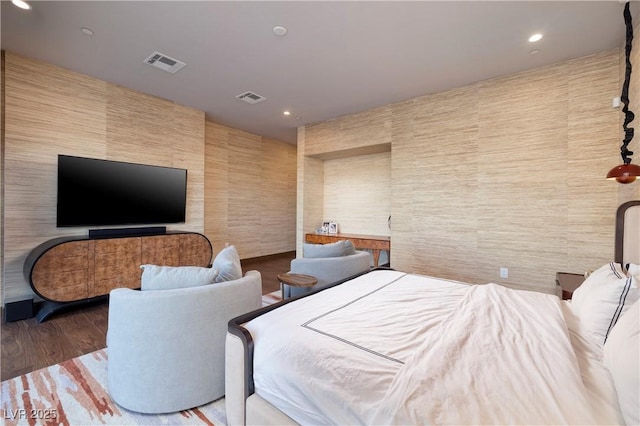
[4,53,107,302]
[170,105,206,233]
[287,144,298,249]
[323,152,391,235]
[301,157,324,253]
[261,138,297,255]
[389,99,416,271]
[305,105,392,157]
[477,65,569,293]
[567,51,624,274]
[2,53,205,303]
[407,87,480,284]
[227,129,263,259]
[204,123,296,261]
[296,126,325,256]
[105,84,175,158]
[204,122,230,257]
[105,86,206,234]
[303,48,637,294]
[303,120,340,157]
[295,126,305,256]
[310,144,391,161]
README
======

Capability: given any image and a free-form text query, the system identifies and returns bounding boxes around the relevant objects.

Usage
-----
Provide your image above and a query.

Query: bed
[226,200,640,425]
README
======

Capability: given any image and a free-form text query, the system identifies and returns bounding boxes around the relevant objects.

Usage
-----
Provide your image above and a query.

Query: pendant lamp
[607,2,640,184]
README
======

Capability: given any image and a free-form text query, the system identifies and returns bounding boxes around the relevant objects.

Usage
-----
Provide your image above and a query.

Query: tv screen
[57,155,187,227]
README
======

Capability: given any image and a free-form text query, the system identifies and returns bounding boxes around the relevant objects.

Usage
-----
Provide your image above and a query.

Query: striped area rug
[0,290,282,425]
[262,289,283,306]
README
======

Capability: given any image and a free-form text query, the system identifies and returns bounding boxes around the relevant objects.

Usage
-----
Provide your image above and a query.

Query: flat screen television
[57,155,188,227]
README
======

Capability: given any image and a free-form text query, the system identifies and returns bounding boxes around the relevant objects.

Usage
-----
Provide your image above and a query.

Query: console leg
[35,296,108,323]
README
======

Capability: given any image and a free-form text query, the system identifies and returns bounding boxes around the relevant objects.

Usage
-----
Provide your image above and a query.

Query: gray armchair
[284,243,371,298]
[107,270,262,414]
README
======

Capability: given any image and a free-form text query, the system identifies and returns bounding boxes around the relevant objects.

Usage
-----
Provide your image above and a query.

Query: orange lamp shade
[606,163,640,184]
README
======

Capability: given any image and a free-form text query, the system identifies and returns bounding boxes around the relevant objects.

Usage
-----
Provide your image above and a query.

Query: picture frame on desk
[321,221,331,233]
[328,222,338,234]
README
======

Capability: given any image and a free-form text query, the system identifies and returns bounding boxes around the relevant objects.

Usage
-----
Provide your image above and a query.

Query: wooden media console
[23,231,212,322]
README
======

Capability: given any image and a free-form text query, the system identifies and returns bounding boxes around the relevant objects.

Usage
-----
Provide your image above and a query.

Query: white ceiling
[1,1,632,144]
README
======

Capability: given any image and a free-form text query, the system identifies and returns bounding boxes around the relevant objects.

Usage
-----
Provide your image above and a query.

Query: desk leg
[372,249,380,267]
[280,282,285,300]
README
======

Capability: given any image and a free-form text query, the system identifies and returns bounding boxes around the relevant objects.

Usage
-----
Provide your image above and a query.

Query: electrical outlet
[500,267,508,278]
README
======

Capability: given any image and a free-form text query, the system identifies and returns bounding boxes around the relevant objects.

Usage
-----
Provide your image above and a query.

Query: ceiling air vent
[143,51,186,74]
[235,91,267,104]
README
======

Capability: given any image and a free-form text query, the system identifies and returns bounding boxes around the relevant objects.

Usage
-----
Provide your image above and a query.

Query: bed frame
[226,201,640,426]
[616,200,640,266]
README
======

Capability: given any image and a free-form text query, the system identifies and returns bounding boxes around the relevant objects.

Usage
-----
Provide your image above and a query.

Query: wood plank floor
[1,251,295,381]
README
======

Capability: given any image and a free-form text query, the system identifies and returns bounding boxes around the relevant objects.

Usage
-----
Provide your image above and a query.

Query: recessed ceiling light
[81,27,94,36]
[273,25,288,37]
[283,110,291,116]
[528,33,543,43]
[11,0,31,10]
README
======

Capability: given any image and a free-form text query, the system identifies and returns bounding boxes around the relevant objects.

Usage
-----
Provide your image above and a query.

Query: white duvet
[245,270,622,425]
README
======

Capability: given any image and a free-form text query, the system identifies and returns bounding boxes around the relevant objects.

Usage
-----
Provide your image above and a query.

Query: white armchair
[107,270,262,414]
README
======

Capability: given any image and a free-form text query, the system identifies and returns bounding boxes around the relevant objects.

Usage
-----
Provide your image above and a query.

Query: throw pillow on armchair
[212,244,243,282]
[140,265,219,291]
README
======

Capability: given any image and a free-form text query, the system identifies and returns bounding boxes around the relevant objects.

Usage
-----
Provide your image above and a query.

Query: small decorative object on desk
[321,221,331,233]
[328,222,338,234]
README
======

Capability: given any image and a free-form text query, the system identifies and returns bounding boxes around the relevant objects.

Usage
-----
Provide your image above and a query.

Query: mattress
[243,270,623,425]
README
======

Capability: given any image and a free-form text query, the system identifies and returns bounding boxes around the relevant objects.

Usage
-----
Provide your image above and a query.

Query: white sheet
[245,270,622,425]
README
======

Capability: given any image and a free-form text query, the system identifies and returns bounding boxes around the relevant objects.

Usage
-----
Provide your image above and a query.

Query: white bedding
[244,270,622,425]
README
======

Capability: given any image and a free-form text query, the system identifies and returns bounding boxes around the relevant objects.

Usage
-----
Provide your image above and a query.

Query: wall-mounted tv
[57,155,188,227]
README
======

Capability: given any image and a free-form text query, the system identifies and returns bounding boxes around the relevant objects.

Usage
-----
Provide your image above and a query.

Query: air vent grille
[235,91,267,104]
[144,51,186,74]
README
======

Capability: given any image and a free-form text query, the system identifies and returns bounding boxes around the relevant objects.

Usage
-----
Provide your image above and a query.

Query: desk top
[306,232,390,242]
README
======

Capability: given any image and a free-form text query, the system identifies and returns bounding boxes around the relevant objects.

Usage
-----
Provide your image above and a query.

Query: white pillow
[626,263,639,279]
[140,264,219,291]
[571,262,638,346]
[603,300,639,426]
[212,245,243,283]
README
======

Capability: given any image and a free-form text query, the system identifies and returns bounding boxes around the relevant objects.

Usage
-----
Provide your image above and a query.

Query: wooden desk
[305,233,391,267]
